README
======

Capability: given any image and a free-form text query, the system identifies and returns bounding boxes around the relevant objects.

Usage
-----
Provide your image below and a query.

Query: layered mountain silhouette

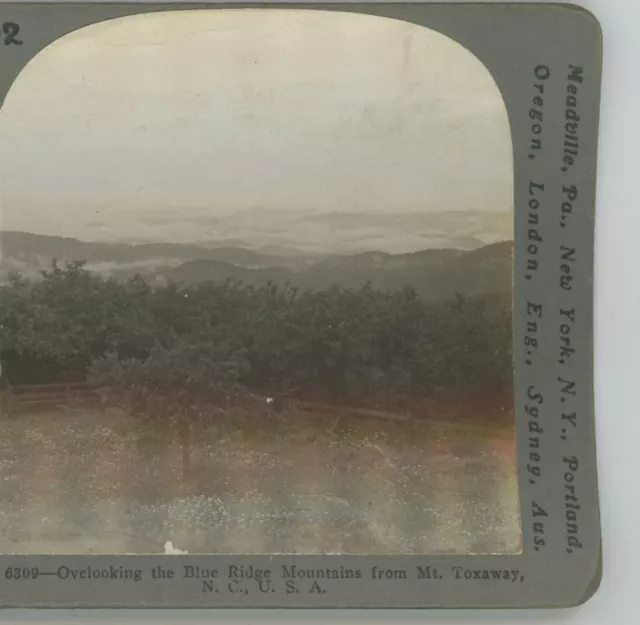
[0,231,513,302]
[0,231,300,267]
[1,203,511,253]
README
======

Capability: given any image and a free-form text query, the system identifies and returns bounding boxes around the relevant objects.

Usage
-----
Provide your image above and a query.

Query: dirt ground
[0,405,521,555]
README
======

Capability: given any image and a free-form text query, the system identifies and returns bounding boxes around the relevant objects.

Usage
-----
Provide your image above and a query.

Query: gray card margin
[0,1,602,609]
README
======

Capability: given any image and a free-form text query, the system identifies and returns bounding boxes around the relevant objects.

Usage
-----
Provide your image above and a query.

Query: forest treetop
[0,261,513,412]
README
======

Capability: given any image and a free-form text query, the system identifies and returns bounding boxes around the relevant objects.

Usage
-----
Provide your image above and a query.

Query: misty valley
[0,230,512,302]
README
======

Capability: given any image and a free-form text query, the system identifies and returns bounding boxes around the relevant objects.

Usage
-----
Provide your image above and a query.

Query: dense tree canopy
[0,262,512,410]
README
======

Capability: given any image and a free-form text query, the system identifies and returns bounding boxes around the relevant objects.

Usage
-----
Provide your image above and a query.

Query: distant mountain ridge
[1,204,511,254]
[0,231,513,302]
[0,230,299,267]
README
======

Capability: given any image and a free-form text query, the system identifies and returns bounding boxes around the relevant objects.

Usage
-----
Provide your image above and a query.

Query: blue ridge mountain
[0,231,512,303]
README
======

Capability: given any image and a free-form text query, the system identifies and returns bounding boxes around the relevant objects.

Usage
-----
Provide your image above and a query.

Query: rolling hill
[0,230,513,301]
[161,241,513,301]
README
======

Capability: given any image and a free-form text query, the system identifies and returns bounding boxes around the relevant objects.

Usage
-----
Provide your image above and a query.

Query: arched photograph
[0,9,519,556]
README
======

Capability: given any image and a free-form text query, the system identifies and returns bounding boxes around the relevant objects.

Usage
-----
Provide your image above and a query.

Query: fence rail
[286,399,412,423]
[10,382,94,394]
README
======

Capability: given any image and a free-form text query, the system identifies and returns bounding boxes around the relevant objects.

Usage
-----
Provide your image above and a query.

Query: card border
[0,1,603,609]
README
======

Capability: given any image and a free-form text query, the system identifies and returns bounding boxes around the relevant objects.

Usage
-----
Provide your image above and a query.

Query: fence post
[0,389,10,417]
[178,414,192,485]
[0,359,9,416]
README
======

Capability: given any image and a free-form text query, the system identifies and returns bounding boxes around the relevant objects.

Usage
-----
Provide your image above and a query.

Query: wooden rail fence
[0,382,98,414]
[0,383,415,424]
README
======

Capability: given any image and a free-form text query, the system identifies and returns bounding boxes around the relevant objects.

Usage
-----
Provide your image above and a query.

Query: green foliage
[0,263,513,407]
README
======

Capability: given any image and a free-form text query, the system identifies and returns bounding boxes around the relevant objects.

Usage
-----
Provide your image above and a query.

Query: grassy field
[0,403,521,555]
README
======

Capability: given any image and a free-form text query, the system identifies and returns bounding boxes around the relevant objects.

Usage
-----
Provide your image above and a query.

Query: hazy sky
[0,9,513,241]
